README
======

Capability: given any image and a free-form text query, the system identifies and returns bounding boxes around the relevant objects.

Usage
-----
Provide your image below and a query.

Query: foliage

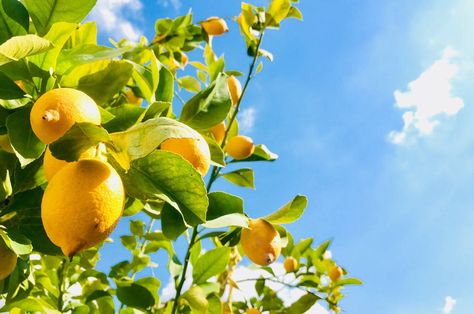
[0,0,361,313]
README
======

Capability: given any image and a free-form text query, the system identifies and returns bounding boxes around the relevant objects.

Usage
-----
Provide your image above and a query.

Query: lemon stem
[42,109,60,122]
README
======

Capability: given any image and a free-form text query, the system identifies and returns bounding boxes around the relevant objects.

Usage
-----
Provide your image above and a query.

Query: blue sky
[88,0,474,313]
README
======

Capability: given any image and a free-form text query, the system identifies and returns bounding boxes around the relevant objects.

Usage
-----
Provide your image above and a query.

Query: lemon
[124,89,143,106]
[30,88,101,144]
[0,134,14,153]
[227,76,242,106]
[283,256,298,273]
[246,308,261,314]
[329,265,343,282]
[160,137,211,176]
[41,159,125,256]
[210,122,226,145]
[43,144,107,181]
[0,238,17,280]
[240,218,281,266]
[201,17,229,36]
[225,135,254,160]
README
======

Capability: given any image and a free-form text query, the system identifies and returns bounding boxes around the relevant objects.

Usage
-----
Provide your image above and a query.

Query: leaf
[203,134,225,167]
[0,0,29,44]
[142,101,172,121]
[0,229,32,255]
[182,285,208,313]
[206,294,222,314]
[0,34,53,66]
[230,144,278,163]
[102,104,145,133]
[134,277,161,305]
[207,191,244,220]
[203,213,249,229]
[192,247,230,284]
[312,240,331,260]
[0,296,59,314]
[335,278,363,286]
[23,0,97,35]
[287,6,303,20]
[0,71,25,99]
[220,168,255,189]
[130,50,159,101]
[156,66,174,102]
[178,75,201,93]
[6,106,45,167]
[267,0,291,26]
[49,123,111,162]
[263,195,307,224]
[179,73,232,129]
[116,283,155,310]
[161,203,187,240]
[13,156,46,193]
[286,293,320,313]
[120,151,209,226]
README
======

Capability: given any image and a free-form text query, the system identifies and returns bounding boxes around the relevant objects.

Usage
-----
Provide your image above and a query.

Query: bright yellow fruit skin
[240,219,281,266]
[246,309,261,314]
[161,138,211,176]
[43,144,106,181]
[210,122,226,145]
[227,76,242,106]
[41,159,125,256]
[30,88,101,144]
[0,134,14,153]
[201,17,229,36]
[125,89,143,106]
[0,239,17,280]
[329,266,343,282]
[225,135,254,160]
[284,256,298,272]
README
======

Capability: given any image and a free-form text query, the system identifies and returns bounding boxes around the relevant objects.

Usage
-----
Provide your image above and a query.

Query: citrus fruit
[240,218,281,266]
[0,134,14,153]
[227,76,242,106]
[41,159,125,256]
[0,238,17,280]
[160,137,211,176]
[246,309,261,314]
[210,122,226,145]
[283,256,298,273]
[225,135,254,160]
[30,88,101,144]
[124,89,143,106]
[329,265,343,282]
[201,17,229,35]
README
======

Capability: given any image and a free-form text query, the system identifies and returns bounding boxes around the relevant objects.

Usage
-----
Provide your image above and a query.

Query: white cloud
[157,0,182,10]
[388,47,464,144]
[443,296,456,314]
[89,0,143,42]
[239,107,257,133]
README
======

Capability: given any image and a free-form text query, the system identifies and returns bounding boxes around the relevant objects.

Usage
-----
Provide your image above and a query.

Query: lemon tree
[0,0,362,313]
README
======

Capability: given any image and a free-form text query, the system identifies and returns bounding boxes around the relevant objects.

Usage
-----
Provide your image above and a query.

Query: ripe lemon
[240,218,281,266]
[283,256,298,273]
[201,17,229,36]
[43,144,107,181]
[41,159,125,256]
[227,76,242,106]
[0,134,14,153]
[225,135,254,160]
[124,89,143,106]
[329,265,343,282]
[160,137,211,176]
[246,309,261,314]
[210,122,226,145]
[0,238,17,280]
[30,88,101,144]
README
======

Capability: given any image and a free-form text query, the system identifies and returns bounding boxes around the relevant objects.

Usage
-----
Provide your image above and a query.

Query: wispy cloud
[388,47,464,144]
[239,106,257,133]
[89,0,143,42]
[157,0,182,11]
[443,296,456,314]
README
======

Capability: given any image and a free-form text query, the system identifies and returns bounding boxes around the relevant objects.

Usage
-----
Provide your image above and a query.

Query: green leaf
[178,75,201,93]
[192,247,230,284]
[220,168,255,189]
[312,239,331,260]
[49,123,111,162]
[267,0,291,26]
[0,71,25,99]
[230,144,278,163]
[120,151,209,226]
[116,283,155,310]
[180,73,232,129]
[207,191,244,220]
[263,195,307,224]
[13,156,46,193]
[335,278,363,286]
[182,285,208,313]
[206,294,222,314]
[287,6,303,20]
[23,0,97,36]
[130,50,159,101]
[142,101,172,121]
[0,229,32,255]
[134,277,161,305]
[155,66,174,102]
[286,293,320,313]
[203,213,249,229]
[103,104,145,133]
[6,106,45,167]
[0,0,29,44]
[161,203,187,240]
[120,235,137,250]
[203,134,225,167]
[0,34,53,66]
[0,296,59,313]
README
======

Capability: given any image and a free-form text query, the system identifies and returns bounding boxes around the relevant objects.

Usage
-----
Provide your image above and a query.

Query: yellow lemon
[225,135,254,160]
[201,17,229,36]
[0,238,17,280]
[246,309,261,314]
[329,265,343,282]
[43,144,107,181]
[240,218,281,266]
[227,76,242,106]
[0,134,14,153]
[124,89,143,106]
[41,159,125,256]
[283,256,298,273]
[160,137,211,176]
[30,88,101,144]
[210,122,226,145]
